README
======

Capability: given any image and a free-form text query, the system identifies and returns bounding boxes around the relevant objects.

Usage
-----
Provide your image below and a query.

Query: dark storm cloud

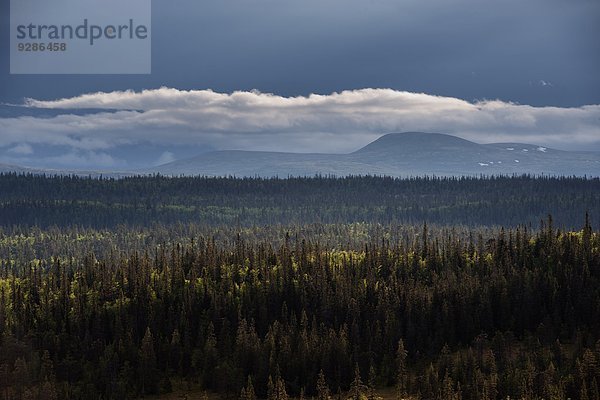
[1,0,598,106]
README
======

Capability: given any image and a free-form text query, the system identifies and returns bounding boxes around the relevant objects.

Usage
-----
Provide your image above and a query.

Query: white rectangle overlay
[10,0,151,74]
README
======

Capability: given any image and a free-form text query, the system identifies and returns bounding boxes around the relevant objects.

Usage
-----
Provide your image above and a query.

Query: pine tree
[242,376,256,400]
[40,350,55,382]
[440,370,461,400]
[267,373,288,400]
[139,327,158,394]
[276,376,288,400]
[13,357,28,400]
[267,375,275,400]
[396,339,408,399]
[349,364,365,400]
[581,381,590,400]
[317,369,330,400]
[367,365,377,400]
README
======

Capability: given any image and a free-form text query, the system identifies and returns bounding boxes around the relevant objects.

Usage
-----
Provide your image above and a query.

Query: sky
[0,0,599,170]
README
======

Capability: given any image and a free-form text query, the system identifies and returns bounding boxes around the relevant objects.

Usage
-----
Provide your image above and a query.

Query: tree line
[0,174,598,228]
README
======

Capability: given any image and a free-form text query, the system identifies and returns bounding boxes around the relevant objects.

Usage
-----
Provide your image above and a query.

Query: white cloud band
[2,87,599,155]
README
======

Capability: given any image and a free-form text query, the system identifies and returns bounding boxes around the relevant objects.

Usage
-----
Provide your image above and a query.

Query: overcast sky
[1,0,599,169]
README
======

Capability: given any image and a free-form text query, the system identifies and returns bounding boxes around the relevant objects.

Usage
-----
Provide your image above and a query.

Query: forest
[0,174,599,400]
[0,173,598,228]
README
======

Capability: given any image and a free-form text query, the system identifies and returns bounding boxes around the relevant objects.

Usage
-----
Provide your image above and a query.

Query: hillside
[148,132,600,177]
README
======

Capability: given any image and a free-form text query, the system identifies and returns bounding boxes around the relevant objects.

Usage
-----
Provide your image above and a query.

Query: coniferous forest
[0,174,599,400]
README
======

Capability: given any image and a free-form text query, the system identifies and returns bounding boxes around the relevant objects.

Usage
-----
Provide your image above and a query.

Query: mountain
[0,162,132,178]
[0,162,41,174]
[1,132,598,177]
[147,132,600,177]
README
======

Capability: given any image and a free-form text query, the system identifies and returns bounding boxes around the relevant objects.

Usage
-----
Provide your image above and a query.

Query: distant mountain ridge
[146,132,600,177]
[354,132,483,154]
[0,162,130,178]
[2,132,599,177]
[0,162,43,174]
